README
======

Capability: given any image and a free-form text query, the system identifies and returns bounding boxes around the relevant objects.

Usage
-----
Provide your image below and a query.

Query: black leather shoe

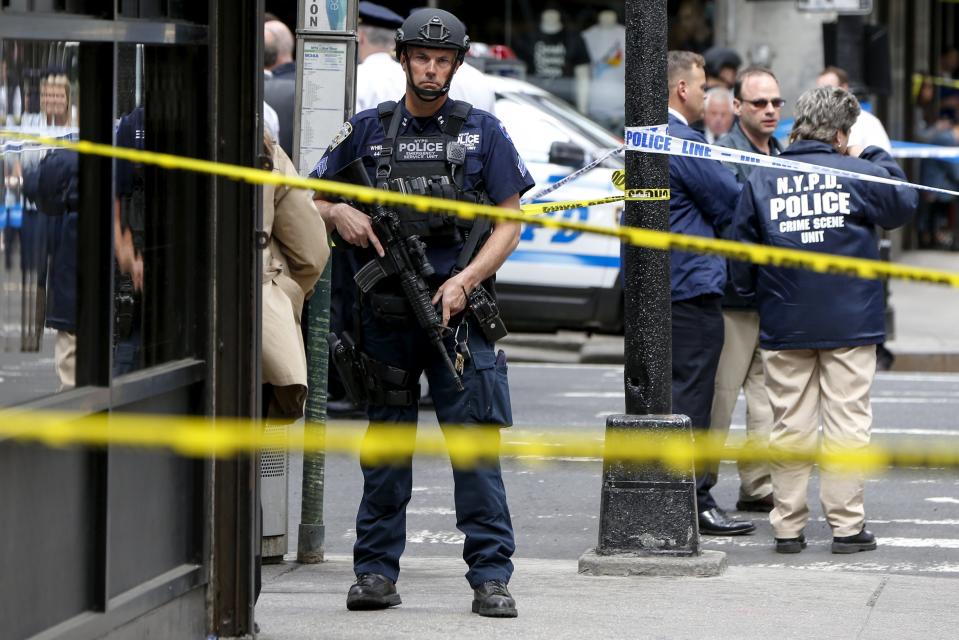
[472,580,517,618]
[346,573,401,610]
[832,528,877,554]
[699,507,756,536]
[736,493,774,513]
[775,533,807,554]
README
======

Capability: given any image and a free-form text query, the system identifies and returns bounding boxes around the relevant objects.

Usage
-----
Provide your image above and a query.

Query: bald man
[264,19,296,154]
[265,19,296,78]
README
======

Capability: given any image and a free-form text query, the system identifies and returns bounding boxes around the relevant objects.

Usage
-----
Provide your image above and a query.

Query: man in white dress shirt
[354,2,407,112]
[816,66,891,151]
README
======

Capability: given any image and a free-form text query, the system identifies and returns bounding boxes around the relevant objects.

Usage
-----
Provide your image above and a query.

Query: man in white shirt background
[816,65,892,151]
[354,2,407,112]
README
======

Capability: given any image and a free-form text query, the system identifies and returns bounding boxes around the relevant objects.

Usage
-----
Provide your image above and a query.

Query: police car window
[526,94,624,168]
[497,92,623,169]
[494,98,571,164]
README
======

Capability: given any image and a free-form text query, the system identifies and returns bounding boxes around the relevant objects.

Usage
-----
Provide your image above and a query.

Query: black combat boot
[346,573,401,610]
[472,580,517,618]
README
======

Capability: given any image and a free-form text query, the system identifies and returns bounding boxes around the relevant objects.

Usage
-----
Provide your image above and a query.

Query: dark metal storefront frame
[0,1,261,638]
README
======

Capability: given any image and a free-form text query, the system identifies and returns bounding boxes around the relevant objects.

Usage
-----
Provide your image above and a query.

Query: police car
[488,75,625,333]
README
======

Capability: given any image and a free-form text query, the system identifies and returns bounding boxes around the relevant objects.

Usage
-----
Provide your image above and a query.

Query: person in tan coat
[261,133,330,420]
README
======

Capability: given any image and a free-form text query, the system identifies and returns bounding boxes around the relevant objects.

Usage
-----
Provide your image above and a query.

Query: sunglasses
[742,97,786,109]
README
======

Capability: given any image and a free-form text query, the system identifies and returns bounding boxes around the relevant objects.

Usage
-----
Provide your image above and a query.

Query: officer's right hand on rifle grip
[329,202,385,257]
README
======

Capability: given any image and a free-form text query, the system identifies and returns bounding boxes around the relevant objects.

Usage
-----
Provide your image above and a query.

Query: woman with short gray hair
[789,86,860,149]
[731,85,918,556]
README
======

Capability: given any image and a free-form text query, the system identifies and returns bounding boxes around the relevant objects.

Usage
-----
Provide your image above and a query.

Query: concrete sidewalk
[257,555,959,639]
[502,250,959,371]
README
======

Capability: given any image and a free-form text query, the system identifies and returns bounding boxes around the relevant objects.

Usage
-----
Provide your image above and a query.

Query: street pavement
[259,556,959,640]
[257,363,959,639]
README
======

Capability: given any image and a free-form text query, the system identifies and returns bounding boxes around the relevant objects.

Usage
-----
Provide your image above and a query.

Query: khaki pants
[709,310,773,500]
[761,346,876,538]
[55,330,76,390]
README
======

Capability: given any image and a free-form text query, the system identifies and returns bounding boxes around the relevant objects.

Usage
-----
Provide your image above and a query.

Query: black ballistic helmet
[396,8,470,61]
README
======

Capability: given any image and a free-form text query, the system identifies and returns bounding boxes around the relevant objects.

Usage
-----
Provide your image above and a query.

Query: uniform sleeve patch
[312,156,329,179]
[328,121,353,152]
[498,121,514,144]
[517,154,528,177]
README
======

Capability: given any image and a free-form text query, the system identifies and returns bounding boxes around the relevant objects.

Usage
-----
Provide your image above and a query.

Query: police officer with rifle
[311,8,534,618]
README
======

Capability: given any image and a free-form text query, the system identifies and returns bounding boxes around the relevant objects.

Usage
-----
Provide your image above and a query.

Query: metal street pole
[294,0,359,563]
[580,0,724,576]
[298,268,331,563]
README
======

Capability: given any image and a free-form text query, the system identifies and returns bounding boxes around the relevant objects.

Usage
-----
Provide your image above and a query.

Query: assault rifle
[329,158,464,392]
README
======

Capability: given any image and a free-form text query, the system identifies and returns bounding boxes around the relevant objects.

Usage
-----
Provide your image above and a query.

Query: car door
[495,95,621,294]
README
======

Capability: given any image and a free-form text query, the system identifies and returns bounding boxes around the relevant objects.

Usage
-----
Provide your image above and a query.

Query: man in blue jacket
[666,51,754,536]
[733,86,918,555]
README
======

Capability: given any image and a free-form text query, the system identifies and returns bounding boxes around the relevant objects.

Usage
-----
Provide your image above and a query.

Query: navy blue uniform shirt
[310,98,535,275]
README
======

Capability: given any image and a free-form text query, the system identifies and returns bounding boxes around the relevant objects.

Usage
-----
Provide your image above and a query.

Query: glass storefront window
[0,38,209,406]
[1,39,80,404]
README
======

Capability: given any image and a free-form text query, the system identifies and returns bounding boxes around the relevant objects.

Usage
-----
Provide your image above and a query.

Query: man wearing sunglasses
[719,67,785,182]
[708,67,785,518]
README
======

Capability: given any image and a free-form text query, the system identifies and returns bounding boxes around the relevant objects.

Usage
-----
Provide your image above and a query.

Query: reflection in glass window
[1,40,80,405]
[113,44,146,377]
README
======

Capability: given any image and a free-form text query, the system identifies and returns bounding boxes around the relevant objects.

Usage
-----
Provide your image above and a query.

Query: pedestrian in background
[354,2,407,112]
[918,116,959,249]
[665,50,753,536]
[732,86,917,555]
[710,67,785,515]
[817,66,891,151]
[703,46,742,90]
[703,86,734,144]
[264,16,296,156]
[261,131,329,423]
[256,131,329,607]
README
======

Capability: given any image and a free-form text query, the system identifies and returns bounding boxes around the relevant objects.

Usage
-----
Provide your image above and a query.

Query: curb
[889,352,959,373]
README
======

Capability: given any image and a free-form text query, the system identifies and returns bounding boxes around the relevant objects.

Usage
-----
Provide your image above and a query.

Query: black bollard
[579,0,725,576]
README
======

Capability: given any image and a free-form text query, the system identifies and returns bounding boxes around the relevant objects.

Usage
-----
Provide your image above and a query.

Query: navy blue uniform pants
[354,305,515,588]
[672,294,724,512]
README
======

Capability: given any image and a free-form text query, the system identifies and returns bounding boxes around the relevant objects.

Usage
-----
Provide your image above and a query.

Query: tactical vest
[373,99,490,245]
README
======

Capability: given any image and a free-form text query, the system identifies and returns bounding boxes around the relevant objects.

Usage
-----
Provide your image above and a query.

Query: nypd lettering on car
[487,74,626,333]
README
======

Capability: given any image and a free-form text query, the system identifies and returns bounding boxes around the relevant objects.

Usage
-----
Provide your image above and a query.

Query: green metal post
[297,259,331,563]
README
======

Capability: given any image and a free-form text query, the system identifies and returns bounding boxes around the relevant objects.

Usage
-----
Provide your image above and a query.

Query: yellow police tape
[913,72,959,97]
[3,130,959,289]
[521,189,669,215]
[611,170,673,201]
[2,411,957,471]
